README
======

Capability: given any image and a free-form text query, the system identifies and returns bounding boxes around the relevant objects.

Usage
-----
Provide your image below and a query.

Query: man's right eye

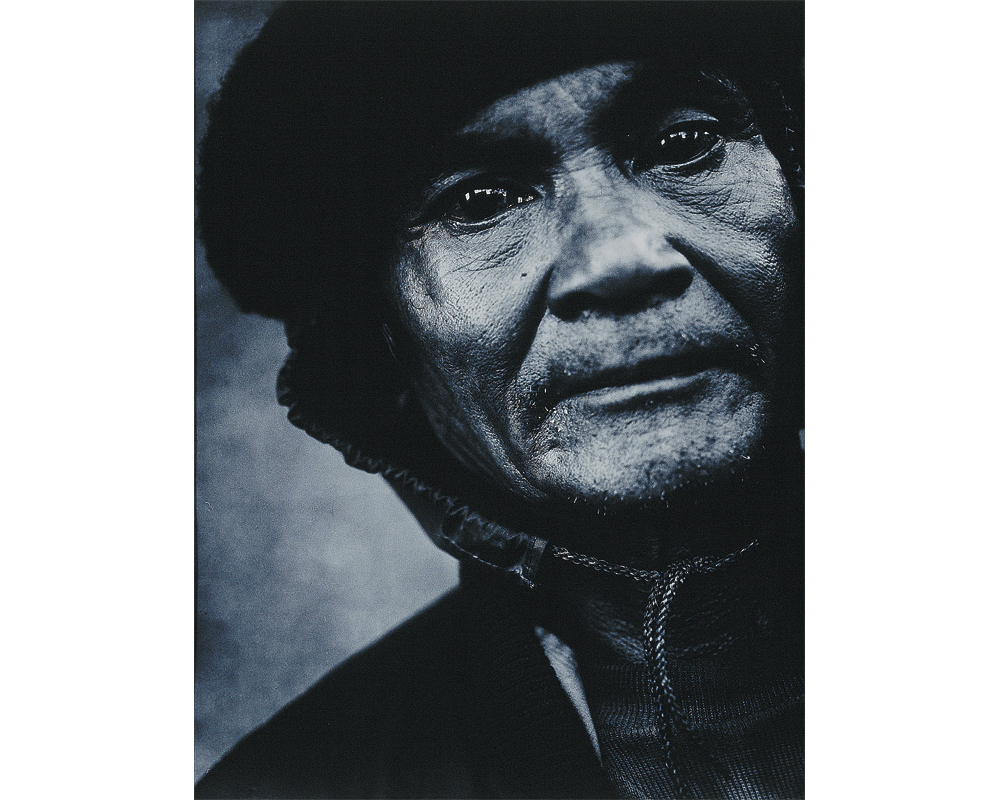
[443,185,538,224]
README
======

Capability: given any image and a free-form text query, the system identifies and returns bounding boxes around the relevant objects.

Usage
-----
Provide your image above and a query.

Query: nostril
[651,265,694,299]
[549,290,591,321]
[546,226,697,319]
[548,263,694,320]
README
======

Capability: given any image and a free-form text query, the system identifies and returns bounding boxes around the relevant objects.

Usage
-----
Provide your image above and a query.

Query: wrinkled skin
[391,63,799,514]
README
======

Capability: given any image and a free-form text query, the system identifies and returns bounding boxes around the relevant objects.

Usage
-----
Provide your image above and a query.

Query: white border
[3,1,998,797]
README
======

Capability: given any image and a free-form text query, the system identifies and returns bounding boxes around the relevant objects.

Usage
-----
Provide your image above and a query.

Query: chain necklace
[549,545,662,582]
[549,540,757,583]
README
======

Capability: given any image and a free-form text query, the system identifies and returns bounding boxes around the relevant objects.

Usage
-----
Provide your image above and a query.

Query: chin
[525,412,779,517]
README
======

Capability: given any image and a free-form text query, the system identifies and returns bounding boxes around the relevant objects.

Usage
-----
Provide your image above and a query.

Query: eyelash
[435,181,539,227]
[415,118,726,231]
[631,120,724,174]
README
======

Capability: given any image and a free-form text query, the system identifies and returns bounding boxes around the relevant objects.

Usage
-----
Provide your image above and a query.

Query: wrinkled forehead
[403,61,753,199]
[459,60,750,137]
[460,62,638,139]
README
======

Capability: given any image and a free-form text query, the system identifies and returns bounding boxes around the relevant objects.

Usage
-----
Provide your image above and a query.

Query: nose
[547,190,695,320]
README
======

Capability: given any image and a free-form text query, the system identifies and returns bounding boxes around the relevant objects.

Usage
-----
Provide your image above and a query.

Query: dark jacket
[196,544,803,799]
[195,571,618,799]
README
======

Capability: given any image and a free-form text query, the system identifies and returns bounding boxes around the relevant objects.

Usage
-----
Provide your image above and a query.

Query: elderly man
[195,2,804,798]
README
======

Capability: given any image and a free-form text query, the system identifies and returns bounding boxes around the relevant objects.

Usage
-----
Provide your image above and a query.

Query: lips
[533,339,763,414]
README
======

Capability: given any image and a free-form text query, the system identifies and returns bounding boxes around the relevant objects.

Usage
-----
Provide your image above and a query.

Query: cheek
[392,246,466,399]
[730,189,798,350]
[394,235,545,393]
[391,240,544,476]
[390,240,551,494]
[658,143,799,347]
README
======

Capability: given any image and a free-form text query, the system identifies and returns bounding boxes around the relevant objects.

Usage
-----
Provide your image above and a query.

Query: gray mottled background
[195,2,458,781]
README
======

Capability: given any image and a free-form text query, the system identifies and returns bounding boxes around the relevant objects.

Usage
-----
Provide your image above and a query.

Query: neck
[530,454,803,665]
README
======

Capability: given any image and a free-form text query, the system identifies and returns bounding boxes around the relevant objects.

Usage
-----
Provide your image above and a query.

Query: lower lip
[566,370,713,411]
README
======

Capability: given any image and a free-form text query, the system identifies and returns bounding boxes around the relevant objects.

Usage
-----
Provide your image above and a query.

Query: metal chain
[549,545,661,583]
[549,540,758,584]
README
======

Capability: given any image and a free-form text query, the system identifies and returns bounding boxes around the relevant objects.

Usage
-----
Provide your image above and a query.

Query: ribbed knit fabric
[574,541,804,799]
[579,657,803,799]
[579,663,674,797]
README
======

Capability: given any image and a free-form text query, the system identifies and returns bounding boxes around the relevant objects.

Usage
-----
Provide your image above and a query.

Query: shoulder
[195,588,478,799]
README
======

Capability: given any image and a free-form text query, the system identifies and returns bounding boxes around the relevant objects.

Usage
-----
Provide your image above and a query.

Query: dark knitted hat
[197,1,804,539]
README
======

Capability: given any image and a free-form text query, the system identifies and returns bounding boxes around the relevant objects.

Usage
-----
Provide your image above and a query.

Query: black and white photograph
[194,2,804,797]
[8,2,1000,799]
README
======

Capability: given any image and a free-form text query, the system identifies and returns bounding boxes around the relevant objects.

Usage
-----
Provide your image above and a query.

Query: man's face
[391,62,799,512]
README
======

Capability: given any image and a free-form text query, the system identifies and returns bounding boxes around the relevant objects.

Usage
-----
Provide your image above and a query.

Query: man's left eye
[633,123,722,173]
[444,185,537,224]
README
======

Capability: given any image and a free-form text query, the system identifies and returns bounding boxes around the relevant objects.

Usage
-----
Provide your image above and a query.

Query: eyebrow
[402,64,754,212]
[592,64,755,143]
[414,128,561,192]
